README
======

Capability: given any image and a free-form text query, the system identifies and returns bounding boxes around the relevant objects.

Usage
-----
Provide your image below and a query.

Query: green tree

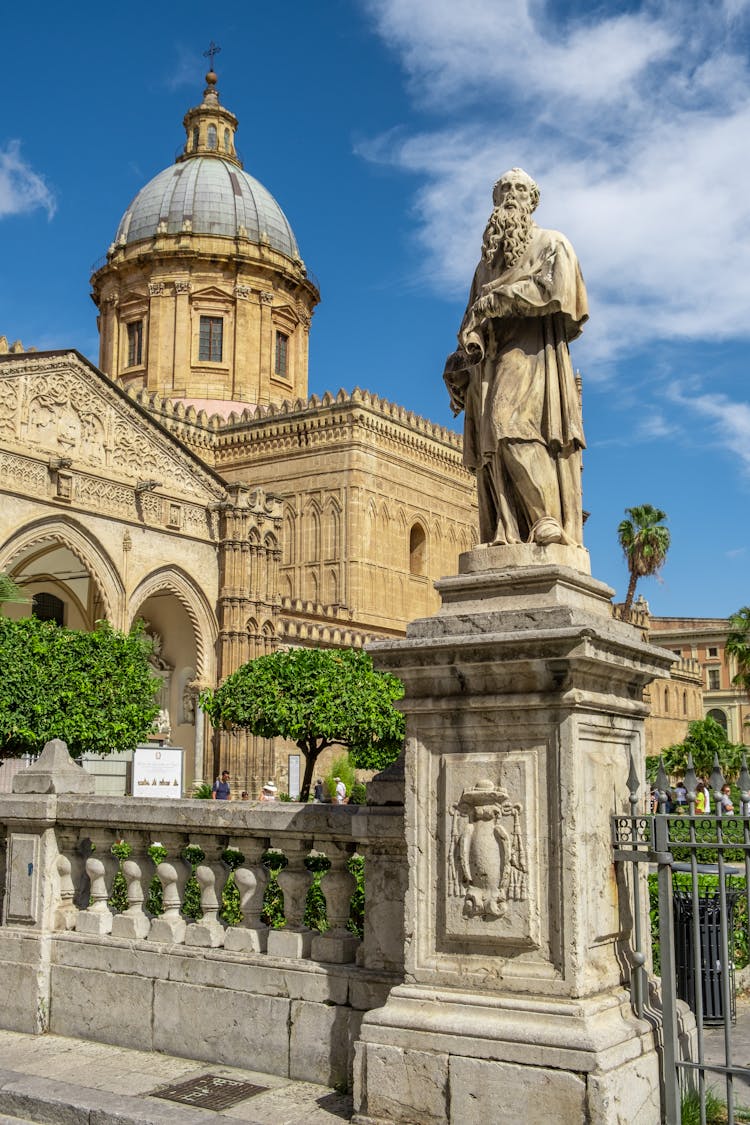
[201,647,405,802]
[0,574,28,608]
[617,504,671,614]
[0,617,160,758]
[726,605,750,700]
[659,716,745,781]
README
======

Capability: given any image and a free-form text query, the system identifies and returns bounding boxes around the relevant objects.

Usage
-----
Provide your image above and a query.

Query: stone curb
[0,1069,235,1125]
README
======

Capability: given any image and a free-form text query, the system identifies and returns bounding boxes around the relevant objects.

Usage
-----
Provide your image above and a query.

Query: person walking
[334,776,347,805]
[212,770,231,800]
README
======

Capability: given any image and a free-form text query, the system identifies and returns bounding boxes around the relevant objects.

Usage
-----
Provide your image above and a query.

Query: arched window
[224,129,230,152]
[409,523,426,575]
[682,690,687,716]
[32,592,64,626]
[707,708,728,733]
[207,124,217,150]
[192,126,199,150]
[663,687,669,713]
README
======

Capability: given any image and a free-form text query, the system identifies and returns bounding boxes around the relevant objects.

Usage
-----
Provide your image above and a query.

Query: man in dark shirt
[212,770,231,800]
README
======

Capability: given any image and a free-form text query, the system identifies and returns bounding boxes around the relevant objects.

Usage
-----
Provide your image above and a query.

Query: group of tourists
[650,779,737,815]
[210,771,278,802]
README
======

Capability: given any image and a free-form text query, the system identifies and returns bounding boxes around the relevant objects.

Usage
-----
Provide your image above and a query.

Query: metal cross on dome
[203,41,221,71]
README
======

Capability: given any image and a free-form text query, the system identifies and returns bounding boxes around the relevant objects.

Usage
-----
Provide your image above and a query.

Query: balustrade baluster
[185,865,225,947]
[111,861,150,939]
[224,863,269,953]
[53,855,77,931]
[267,841,313,958]
[76,857,113,935]
[148,863,186,943]
[310,843,359,964]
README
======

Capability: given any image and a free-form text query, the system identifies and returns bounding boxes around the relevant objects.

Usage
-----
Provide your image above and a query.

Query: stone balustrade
[0,790,405,970]
[0,746,406,1088]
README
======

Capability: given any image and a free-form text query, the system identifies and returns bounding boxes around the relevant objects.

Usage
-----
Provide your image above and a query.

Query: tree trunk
[298,739,326,803]
[623,569,639,615]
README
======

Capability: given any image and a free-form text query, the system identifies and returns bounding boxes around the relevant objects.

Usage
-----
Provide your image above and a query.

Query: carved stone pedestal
[353,562,674,1125]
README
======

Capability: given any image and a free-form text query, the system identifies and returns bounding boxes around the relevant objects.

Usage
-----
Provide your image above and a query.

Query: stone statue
[444,168,588,548]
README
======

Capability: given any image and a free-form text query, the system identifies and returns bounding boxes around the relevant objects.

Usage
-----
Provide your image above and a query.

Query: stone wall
[0,753,406,1086]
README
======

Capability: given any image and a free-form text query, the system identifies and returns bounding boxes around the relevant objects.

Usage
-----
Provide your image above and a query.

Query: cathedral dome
[113,158,300,260]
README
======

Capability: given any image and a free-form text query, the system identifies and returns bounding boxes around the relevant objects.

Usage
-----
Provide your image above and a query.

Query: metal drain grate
[152,1074,268,1110]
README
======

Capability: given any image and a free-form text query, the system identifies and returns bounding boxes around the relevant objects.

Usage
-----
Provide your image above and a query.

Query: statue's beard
[482,204,533,270]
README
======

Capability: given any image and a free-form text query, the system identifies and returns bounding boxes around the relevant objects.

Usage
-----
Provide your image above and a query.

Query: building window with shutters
[127,320,143,367]
[274,331,289,377]
[199,316,223,362]
[707,667,721,691]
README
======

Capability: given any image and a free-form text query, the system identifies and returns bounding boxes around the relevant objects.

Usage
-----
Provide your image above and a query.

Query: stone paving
[0,1029,353,1124]
[702,993,750,1108]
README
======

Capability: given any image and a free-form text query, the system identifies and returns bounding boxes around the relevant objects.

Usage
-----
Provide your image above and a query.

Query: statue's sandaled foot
[528,517,564,546]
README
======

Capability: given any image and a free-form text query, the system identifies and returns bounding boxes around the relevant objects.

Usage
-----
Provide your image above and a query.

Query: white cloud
[165,45,204,91]
[0,141,55,221]
[359,0,750,361]
[667,384,750,471]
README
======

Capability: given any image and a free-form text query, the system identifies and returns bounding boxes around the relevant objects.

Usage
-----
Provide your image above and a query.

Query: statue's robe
[446,225,589,545]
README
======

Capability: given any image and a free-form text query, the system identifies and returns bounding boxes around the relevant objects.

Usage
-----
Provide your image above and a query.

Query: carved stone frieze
[259,290,274,305]
[234,284,252,300]
[148,282,166,296]
[174,281,193,295]
[0,357,220,498]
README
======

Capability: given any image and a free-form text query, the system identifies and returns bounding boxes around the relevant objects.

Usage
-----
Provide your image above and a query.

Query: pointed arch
[0,516,124,625]
[282,505,297,566]
[128,566,218,682]
[409,521,427,576]
[323,498,341,560]
[302,500,322,563]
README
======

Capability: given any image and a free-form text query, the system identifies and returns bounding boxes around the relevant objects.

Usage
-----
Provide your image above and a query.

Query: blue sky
[2,0,749,618]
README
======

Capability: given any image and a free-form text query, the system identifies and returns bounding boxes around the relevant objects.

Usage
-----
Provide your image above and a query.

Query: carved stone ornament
[234,284,251,300]
[174,281,193,295]
[259,290,274,305]
[449,778,527,920]
[148,282,166,297]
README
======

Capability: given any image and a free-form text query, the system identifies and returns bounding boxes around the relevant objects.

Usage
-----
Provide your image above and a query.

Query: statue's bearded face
[482,171,538,269]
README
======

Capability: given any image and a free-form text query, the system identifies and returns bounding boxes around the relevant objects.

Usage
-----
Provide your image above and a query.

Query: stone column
[353,558,674,1125]
[172,281,192,393]
[0,739,94,1034]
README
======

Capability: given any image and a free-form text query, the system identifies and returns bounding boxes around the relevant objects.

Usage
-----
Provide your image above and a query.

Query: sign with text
[288,754,300,800]
[132,745,183,798]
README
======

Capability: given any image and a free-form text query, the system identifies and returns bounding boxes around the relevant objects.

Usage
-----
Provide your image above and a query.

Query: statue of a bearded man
[444,168,588,548]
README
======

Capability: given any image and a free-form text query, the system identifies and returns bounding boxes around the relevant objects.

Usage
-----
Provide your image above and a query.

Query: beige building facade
[650,615,750,747]
[0,70,476,793]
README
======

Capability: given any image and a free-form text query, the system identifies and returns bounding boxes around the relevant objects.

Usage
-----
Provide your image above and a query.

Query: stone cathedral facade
[0,70,476,792]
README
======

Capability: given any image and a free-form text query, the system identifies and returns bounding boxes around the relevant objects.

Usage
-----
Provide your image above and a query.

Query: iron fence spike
[709,752,725,797]
[626,749,640,799]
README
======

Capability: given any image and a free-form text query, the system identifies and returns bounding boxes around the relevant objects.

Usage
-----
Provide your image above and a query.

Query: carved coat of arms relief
[449,778,528,921]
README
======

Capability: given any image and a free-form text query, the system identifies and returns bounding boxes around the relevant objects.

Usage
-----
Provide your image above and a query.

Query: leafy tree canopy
[0,617,160,758]
[658,715,745,782]
[617,504,670,613]
[727,605,750,699]
[201,647,405,801]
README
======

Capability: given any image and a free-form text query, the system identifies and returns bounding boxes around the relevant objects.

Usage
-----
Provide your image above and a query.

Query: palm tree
[726,606,750,699]
[617,505,670,614]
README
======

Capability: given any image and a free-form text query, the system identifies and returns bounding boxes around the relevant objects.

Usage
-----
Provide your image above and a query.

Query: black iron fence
[612,751,750,1125]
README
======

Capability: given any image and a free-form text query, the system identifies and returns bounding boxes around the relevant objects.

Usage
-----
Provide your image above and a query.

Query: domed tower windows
[127,320,143,368]
[207,124,217,150]
[274,332,289,378]
[223,129,230,153]
[199,316,223,362]
[192,126,199,151]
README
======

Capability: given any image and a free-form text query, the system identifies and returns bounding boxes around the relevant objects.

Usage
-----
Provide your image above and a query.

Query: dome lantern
[178,66,242,169]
